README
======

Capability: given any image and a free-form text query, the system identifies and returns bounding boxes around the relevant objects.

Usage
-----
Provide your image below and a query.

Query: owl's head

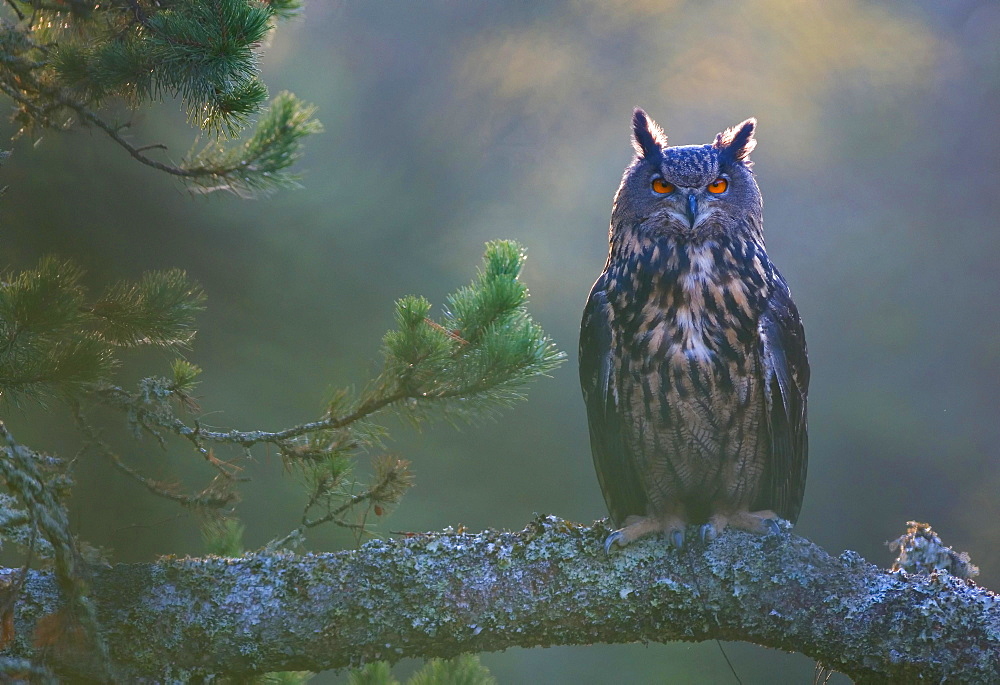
[612,109,762,243]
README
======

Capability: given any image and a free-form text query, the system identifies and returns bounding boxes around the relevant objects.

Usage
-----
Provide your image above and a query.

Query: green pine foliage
[347,662,399,685]
[0,242,561,538]
[170,358,202,395]
[92,269,208,347]
[347,656,495,685]
[0,243,560,681]
[282,241,563,534]
[380,240,565,423]
[186,91,323,196]
[0,256,205,404]
[48,0,274,127]
[1,0,320,195]
[409,656,497,685]
[202,517,245,557]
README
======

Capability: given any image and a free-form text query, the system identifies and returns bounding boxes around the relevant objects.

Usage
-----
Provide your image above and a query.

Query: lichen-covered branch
[1,516,997,682]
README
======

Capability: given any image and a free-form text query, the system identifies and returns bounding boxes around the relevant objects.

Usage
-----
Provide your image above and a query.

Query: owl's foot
[699,522,718,544]
[603,530,626,555]
[604,514,686,554]
[699,509,784,542]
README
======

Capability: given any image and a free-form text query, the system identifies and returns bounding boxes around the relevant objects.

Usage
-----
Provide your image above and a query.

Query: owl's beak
[684,192,698,229]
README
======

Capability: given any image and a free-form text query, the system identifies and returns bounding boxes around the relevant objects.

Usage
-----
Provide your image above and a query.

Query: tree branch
[2,516,997,682]
[70,401,237,510]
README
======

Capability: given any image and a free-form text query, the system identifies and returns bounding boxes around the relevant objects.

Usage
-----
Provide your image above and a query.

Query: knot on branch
[889,521,980,580]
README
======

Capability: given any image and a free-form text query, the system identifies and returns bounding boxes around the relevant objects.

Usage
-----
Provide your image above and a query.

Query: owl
[579,109,808,552]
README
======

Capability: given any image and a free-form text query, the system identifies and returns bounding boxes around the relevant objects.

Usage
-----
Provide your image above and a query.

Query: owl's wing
[579,276,647,527]
[756,278,809,524]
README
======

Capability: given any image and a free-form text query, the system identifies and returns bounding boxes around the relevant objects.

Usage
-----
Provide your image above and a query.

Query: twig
[57,98,208,178]
[96,383,410,448]
[4,0,25,21]
[301,486,379,530]
[96,372,507,451]
[92,386,242,479]
[133,143,168,154]
[71,402,237,509]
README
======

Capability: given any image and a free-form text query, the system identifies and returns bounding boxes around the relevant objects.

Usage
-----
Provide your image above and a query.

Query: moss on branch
[2,516,997,682]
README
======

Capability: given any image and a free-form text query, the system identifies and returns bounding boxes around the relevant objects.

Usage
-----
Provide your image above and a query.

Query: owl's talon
[603,531,625,556]
[670,529,685,549]
[764,518,781,536]
[699,523,718,544]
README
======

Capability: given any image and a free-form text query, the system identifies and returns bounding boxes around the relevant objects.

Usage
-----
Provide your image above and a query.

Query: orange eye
[651,178,674,194]
[707,177,728,194]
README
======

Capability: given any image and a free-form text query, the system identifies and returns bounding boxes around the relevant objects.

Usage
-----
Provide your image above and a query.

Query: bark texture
[2,515,998,682]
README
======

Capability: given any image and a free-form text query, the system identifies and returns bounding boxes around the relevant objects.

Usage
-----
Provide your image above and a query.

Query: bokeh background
[3,1,998,682]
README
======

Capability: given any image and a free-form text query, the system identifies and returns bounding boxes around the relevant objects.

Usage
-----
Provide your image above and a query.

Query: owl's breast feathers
[580,230,808,527]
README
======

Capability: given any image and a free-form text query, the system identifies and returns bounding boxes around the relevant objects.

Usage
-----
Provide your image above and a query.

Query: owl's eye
[707,178,729,194]
[651,177,675,194]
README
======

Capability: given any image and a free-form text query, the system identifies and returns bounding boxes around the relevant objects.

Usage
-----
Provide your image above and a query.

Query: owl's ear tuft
[632,108,667,161]
[714,118,757,163]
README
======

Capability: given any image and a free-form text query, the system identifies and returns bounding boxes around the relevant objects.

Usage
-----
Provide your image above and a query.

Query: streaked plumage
[580,110,808,550]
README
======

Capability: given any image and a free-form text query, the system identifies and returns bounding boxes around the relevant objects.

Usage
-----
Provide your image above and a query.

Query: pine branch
[0,258,204,404]
[54,95,211,178]
[300,457,412,531]
[71,402,237,509]
[184,91,323,196]
[0,517,996,682]
[1,1,321,195]
[92,240,564,454]
[53,91,321,195]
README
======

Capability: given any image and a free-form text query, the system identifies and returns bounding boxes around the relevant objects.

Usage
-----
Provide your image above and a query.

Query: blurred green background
[3,1,998,682]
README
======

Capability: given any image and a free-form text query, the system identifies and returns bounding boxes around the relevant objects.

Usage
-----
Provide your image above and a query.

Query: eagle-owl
[579,109,808,551]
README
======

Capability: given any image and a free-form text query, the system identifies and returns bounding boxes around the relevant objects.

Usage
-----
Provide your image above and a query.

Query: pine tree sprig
[375,240,565,423]
[348,662,398,685]
[0,258,205,405]
[409,655,497,685]
[202,517,245,557]
[78,242,560,548]
[184,91,323,196]
[170,359,201,394]
[2,0,321,195]
[88,241,564,451]
[90,269,206,347]
[143,0,273,136]
[264,0,305,20]
[298,456,413,535]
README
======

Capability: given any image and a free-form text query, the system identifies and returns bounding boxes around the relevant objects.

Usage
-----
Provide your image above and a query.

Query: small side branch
[95,383,409,449]
[4,0,25,21]
[71,403,236,510]
[58,100,205,179]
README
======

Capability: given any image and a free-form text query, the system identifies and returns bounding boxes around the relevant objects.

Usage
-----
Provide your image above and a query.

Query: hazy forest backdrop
[2,1,999,682]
